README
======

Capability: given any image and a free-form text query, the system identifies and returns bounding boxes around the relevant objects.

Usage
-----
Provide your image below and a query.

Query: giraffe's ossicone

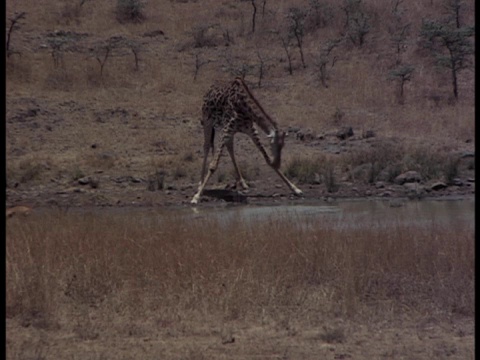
[191,77,303,204]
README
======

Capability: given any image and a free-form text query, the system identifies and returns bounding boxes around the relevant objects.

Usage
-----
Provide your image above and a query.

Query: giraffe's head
[268,130,285,169]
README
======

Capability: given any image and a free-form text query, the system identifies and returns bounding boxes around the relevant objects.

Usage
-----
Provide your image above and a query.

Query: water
[34,197,474,230]
[186,198,475,230]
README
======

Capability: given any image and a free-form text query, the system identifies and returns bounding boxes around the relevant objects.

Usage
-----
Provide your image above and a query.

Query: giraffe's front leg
[191,139,227,204]
[247,128,303,197]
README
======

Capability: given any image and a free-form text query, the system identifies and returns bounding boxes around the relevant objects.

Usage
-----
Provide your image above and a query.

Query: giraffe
[191,77,303,204]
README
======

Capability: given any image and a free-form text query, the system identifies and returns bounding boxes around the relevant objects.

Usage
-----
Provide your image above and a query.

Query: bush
[285,156,323,184]
[343,140,404,183]
[116,0,145,23]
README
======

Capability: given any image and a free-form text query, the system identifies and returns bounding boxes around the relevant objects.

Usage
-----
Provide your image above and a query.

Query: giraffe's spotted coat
[191,78,302,204]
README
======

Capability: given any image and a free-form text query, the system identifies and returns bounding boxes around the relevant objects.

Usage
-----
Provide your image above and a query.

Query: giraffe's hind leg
[226,137,249,190]
[200,118,214,184]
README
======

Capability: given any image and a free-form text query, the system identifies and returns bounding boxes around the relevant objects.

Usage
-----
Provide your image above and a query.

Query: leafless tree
[6,12,26,57]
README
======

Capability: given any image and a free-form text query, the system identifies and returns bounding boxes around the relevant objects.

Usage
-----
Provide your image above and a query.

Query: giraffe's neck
[233,77,280,137]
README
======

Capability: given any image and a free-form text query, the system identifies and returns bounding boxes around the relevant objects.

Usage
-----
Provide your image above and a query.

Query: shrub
[343,140,404,183]
[443,156,460,184]
[147,169,166,191]
[116,0,145,23]
[322,159,339,192]
[285,156,323,184]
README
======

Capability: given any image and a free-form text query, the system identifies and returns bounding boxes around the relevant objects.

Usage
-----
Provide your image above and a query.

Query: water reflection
[34,198,474,231]
[188,198,475,230]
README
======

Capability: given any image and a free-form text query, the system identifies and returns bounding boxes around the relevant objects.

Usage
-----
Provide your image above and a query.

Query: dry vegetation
[5,0,475,199]
[6,209,474,359]
[5,1,475,357]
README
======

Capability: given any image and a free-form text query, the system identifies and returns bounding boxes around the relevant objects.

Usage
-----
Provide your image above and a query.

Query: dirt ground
[6,312,475,359]
[5,98,476,209]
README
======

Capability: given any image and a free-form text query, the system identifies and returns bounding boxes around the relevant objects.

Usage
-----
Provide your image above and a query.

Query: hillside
[6,0,475,207]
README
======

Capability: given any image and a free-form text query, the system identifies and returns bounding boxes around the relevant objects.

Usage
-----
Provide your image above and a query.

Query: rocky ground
[6,118,475,211]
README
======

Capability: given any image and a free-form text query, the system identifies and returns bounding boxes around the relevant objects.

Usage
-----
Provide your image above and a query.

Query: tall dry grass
[6,209,474,328]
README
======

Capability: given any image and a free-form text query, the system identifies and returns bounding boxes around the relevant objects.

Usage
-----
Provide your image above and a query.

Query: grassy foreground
[7,210,474,324]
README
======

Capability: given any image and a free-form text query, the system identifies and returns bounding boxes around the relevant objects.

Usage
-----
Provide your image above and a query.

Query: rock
[389,199,404,208]
[296,128,315,141]
[130,177,142,183]
[375,181,385,189]
[143,29,165,38]
[336,127,354,140]
[452,178,463,186]
[202,189,248,203]
[431,182,447,191]
[313,173,322,185]
[89,177,99,189]
[467,178,475,183]
[394,171,422,185]
[404,183,425,199]
[6,206,32,218]
[78,177,90,185]
[461,151,474,158]
[404,183,419,191]
[98,151,116,161]
[363,130,375,139]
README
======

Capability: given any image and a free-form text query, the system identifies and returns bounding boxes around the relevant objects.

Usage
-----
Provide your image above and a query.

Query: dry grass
[6,0,475,192]
[6,209,474,328]
[6,0,474,127]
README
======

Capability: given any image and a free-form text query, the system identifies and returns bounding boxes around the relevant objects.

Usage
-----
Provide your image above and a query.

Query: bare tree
[45,30,89,68]
[279,34,294,75]
[222,50,255,80]
[256,50,268,87]
[251,0,257,33]
[6,12,26,57]
[420,20,474,99]
[307,0,334,30]
[315,39,342,88]
[287,7,307,68]
[89,35,142,77]
[193,53,211,81]
[388,65,414,104]
[341,0,370,47]
[444,0,463,28]
[391,23,411,65]
[391,0,405,15]
[261,0,267,17]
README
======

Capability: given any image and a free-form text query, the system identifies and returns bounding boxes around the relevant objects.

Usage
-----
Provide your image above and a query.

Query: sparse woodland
[6,0,474,195]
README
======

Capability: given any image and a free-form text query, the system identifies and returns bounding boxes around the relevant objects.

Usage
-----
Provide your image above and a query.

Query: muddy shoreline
[6,177,475,211]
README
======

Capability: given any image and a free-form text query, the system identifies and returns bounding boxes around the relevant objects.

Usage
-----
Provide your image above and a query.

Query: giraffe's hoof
[191,195,201,204]
[239,180,249,190]
[294,188,303,196]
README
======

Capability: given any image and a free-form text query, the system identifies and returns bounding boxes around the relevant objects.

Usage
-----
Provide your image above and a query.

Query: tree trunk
[251,0,257,33]
[451,65,458,99]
